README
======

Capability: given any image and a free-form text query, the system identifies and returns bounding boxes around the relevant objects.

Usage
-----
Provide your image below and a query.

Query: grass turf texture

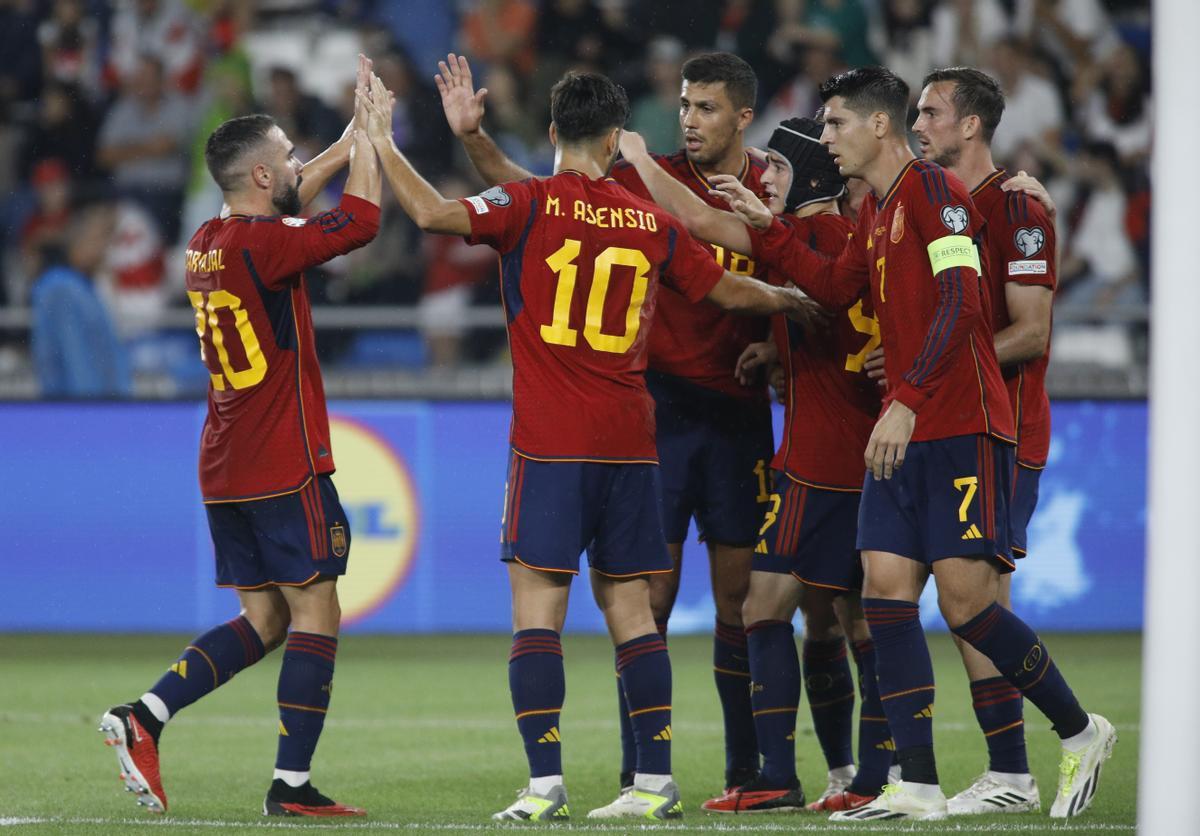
[0,632,1138,834]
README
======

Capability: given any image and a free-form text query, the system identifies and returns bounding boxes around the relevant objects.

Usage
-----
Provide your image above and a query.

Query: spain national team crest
[327,416,420,625]
[890,202,905,243]
[940,204,969,234]
[330,524,348,558]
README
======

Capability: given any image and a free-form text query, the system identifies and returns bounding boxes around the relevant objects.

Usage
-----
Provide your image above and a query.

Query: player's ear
[604,126,620,159]
[736,106,754,133]
[873,112,889,139]
[251,162,271,190]
[548,122,558,149]
[962,114,981,142]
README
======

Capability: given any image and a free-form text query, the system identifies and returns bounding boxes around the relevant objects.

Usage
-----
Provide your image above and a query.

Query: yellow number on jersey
[757,492,783,537]
[844,300,882,373]
[542,239,651,354]
[186,289,268,390]
[876,255,887,302]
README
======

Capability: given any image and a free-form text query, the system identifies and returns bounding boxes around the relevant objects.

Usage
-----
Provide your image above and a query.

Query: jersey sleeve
[246,194,381,290]
[458,180,537,254]
[607,157,658,202]
[748,214,868,309]
[660,218,725,302]
[892,181,984,414]
[999,191,1057,290]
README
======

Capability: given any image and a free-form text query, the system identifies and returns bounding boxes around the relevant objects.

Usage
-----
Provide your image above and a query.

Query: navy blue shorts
[856,434,1014,571]
[500,451,672,578]
[753,470,863,592]
[1009,464,1041,557]
[206,474,351,590]
[648,371,775,547]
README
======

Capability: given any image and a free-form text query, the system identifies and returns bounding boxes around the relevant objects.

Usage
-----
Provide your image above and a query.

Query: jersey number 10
[540,238,650,354]
[186,289,268,390]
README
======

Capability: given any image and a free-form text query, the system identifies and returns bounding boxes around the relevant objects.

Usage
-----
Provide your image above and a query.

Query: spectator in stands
[461,0,538,78]
[96,54,193,243]
[103,199,167,339]
[1078,41,1152,166]
[107,0,204,94]
[375,49,454,177]
[747,43,841,149]
[628,37,685,155]
[19,159,73,291]
[478,63,549,174]
[802,0,877,67]
[869,0,937,96]
[986,37,1064,164]
[1058,142,1143,314]
[37,0,102,101]
[264,65,343,160]
[31,205,132,398]
[931,0,1013,68]
[1015,0,1119,74]
[0,0,43,117]
[19,81,99,182]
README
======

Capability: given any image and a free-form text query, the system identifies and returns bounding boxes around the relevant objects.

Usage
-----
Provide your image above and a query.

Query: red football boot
[99,704,167,813]
[263,779,367,817]
[702,776,807,813]
[807,789,878,812]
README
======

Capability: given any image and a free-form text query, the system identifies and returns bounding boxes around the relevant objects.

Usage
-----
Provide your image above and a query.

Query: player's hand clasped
[864,400,915,481]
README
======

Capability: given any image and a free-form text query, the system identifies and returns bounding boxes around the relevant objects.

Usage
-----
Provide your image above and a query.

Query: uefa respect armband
[926,235,981,275]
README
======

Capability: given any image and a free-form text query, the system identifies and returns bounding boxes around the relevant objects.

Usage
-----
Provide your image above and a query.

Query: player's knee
[937,592,990,630]
[244,610,288,650]
[715,589,747,626]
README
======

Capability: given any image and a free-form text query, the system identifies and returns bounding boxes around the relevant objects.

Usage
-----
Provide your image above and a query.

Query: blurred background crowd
[0,0,1151,399]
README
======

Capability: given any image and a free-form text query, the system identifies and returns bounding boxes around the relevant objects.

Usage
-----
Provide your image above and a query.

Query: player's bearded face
[914,83,962,169]
[273,171,303,216]
[679,81,745,166]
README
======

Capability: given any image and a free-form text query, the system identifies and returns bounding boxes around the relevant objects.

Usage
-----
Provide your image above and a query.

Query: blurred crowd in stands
[0,0,1151,396]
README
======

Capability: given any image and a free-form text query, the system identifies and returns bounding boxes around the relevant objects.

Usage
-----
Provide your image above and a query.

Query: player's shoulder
[906,158,973,205]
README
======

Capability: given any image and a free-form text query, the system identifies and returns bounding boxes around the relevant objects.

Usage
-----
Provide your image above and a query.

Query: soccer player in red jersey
[723,67,1114,821]
[357,68,811,822]
[436,52,775,798]
[618,117,895,813]
[911,67,1062,816]
[99,56,381,818]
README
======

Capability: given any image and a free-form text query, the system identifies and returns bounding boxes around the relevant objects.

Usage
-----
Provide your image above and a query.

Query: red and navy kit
[750,158,1014,445]
[751,160,1015,565]
[610,150,769,398]
[185,194,381,501]
[754,212,877,591]
[461,171,724,575]
[459,171,724,462]
[971,169,1057,468]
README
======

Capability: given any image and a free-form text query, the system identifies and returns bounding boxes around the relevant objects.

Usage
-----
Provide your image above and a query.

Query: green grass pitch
[0,632,1138,834]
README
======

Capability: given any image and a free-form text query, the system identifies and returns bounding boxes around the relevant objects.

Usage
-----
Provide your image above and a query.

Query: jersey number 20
[540,239,649,354]
[186,289,267,390]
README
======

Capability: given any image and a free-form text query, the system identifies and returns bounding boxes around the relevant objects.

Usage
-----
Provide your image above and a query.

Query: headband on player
[767,117,847,213]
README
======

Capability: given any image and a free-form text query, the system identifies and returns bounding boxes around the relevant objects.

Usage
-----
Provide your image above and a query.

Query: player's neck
[863,141,916,200]
[224,191,276,218]
[791,199,839,219]
[949,146,1000,193]
[554,148,608,179]
[693,142,746,180]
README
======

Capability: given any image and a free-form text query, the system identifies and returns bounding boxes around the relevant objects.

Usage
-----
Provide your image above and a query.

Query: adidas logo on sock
[169,660,188,678]
[653,725,672,741]
[537,726,561,744]
[913,704,934,719]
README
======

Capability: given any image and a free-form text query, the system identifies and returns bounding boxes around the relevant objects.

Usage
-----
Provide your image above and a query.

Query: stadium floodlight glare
[1140,1,1200,833]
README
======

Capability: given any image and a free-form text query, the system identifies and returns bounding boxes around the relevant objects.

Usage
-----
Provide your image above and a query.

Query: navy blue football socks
[616,633,673,776]
[746,619,800,787]
[149,615,266,719]
[803,637,856,770]
[970,676,1030,774]
[618,621,667,785]
[508,629,565,778]
[954,603,1088,739]
[275,632,337,772]
[713,619,759,781]
[862,599,938,785]
[848,638,895,796]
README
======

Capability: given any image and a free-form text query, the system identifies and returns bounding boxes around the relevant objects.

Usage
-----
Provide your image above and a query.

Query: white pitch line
[0,816,1137,832]
[0,712,1142,735]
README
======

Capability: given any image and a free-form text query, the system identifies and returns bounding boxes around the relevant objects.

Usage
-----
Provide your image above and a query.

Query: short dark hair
[922,67,1006,143]
[681,52,758,110]
[549,71,630,144]
[819,66,909,137]
[204,114,277,192]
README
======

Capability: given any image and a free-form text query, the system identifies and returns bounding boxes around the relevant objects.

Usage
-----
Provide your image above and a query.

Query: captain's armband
[926,235,981,275]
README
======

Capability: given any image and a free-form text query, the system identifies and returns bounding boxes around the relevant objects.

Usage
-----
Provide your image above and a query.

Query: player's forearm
[299,136,352,209]
[627,154,752,254]
[707,272,808,317]
[994,320,1049,367]
[373,136,468,235]
[757,217,859,308]
[460,128,533,186]
[344,132,381,209]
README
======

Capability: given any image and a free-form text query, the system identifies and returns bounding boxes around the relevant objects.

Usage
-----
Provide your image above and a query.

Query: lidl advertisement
[2,400,1145,633]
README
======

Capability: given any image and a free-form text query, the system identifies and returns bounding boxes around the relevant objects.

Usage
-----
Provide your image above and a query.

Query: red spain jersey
[752,158,1014,444]
[971,169,1057,467]
[610,150,770,399]
[459,171,724,461]
[184,195,380,502]
[764,212,881,489]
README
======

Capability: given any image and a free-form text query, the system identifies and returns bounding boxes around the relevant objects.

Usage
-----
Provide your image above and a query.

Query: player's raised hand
[358,72,394,145]
[618,129,650,162]
[1001,170,1057,220]
[864,401,915,480]
[435,53,487,137]
[708,174,773,230]
[734,341,778,386]
[864,346,887,388]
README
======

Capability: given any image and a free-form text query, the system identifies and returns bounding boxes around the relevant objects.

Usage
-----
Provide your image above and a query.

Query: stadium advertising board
[3,400,1144,633]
